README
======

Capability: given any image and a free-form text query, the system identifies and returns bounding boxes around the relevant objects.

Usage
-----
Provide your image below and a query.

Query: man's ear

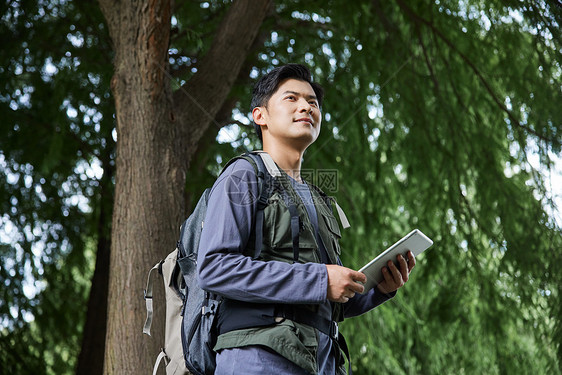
[252,107,267,126]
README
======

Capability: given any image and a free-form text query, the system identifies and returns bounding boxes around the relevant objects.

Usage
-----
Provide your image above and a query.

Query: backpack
[142,152,275,375]
[142,151,352,375]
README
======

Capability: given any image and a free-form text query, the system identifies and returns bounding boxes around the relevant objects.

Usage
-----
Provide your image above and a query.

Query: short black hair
[251,64,324,142]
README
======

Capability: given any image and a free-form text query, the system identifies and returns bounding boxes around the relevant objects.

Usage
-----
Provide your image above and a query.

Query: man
[197,64,415,374]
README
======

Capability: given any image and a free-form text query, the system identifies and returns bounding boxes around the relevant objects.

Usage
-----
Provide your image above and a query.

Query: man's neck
[263,142,305,182]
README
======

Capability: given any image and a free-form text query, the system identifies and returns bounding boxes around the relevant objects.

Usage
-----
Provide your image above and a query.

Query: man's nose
[298,98,312,113]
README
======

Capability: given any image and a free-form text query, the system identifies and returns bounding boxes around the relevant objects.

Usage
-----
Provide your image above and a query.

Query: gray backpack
[142,152,273,375]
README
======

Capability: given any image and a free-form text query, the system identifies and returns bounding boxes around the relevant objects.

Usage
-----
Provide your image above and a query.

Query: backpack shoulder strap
[244,152,274,260]
[220,151,306,262]
[219,151,278,177]
[254,151,282,177]
[219,152,273,259]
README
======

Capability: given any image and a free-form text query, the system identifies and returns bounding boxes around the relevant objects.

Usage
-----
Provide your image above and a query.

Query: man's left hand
[376,250,416,294]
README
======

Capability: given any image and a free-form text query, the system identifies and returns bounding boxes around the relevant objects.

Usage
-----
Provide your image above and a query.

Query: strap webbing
[256,151,282,177]
[143,261,161,336]
[334,201,350,229]
[254,208,265,259]
[276,306,334,336]
[151,349,168,375]
[246,152,271,260]
[288,202,300,263]
[337,332,352,375]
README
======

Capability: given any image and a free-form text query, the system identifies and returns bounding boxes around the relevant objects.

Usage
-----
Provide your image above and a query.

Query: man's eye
[309,101,318,106]
[286,95,296,100]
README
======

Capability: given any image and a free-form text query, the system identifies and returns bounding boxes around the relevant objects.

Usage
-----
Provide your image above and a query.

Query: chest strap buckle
[330,321,339,340]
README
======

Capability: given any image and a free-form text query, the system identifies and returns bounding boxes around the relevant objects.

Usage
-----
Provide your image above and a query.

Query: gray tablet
[358,229,433,294]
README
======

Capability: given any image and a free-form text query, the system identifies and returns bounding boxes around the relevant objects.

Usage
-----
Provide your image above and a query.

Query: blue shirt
[198,159,393,374]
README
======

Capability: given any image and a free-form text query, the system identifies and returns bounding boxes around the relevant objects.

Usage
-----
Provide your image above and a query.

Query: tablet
[358,229,433,294]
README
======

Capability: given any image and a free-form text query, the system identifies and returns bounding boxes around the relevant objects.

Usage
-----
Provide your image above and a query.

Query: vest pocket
[266,196,292,247]
[321,212,341,237]
[263,195,318,263]
[274,319,319,373]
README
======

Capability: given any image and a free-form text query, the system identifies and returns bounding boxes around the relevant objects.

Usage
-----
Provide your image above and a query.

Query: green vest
[214,157,345,374]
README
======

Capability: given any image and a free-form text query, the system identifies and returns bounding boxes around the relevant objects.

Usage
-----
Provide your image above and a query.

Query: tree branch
[173,0,272,116]
[416,27,440,93]
[18,108,101,160]
[371,0,397,35]
[396,0,557,145]
[171,0,272,166]
[273,16,332,32]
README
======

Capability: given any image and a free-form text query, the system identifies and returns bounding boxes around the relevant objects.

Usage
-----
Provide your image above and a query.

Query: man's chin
[292,132,318,149]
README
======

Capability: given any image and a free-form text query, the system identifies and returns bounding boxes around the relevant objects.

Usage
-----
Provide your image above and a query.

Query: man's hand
[377,251,416,294]
[326,265,367,303]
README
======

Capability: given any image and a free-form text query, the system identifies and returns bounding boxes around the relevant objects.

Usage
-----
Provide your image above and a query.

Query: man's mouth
[295,118,313,125]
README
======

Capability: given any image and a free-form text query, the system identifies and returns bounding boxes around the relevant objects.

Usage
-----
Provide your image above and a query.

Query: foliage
[1,0,561,374]
[216,0,562,373]
[0,0,114,373]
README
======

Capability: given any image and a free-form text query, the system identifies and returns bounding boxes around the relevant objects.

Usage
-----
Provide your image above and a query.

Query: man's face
[254,78,322,149]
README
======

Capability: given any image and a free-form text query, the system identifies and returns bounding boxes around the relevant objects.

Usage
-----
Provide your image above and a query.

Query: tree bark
[99,0,178,372]
[97,0,271,373]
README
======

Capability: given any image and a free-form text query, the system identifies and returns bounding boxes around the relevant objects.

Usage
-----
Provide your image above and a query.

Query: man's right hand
[325,265,367,303]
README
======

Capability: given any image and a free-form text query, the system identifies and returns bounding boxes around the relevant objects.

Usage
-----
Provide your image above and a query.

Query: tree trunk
[99,0,178,372]
[97,0,271,373]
